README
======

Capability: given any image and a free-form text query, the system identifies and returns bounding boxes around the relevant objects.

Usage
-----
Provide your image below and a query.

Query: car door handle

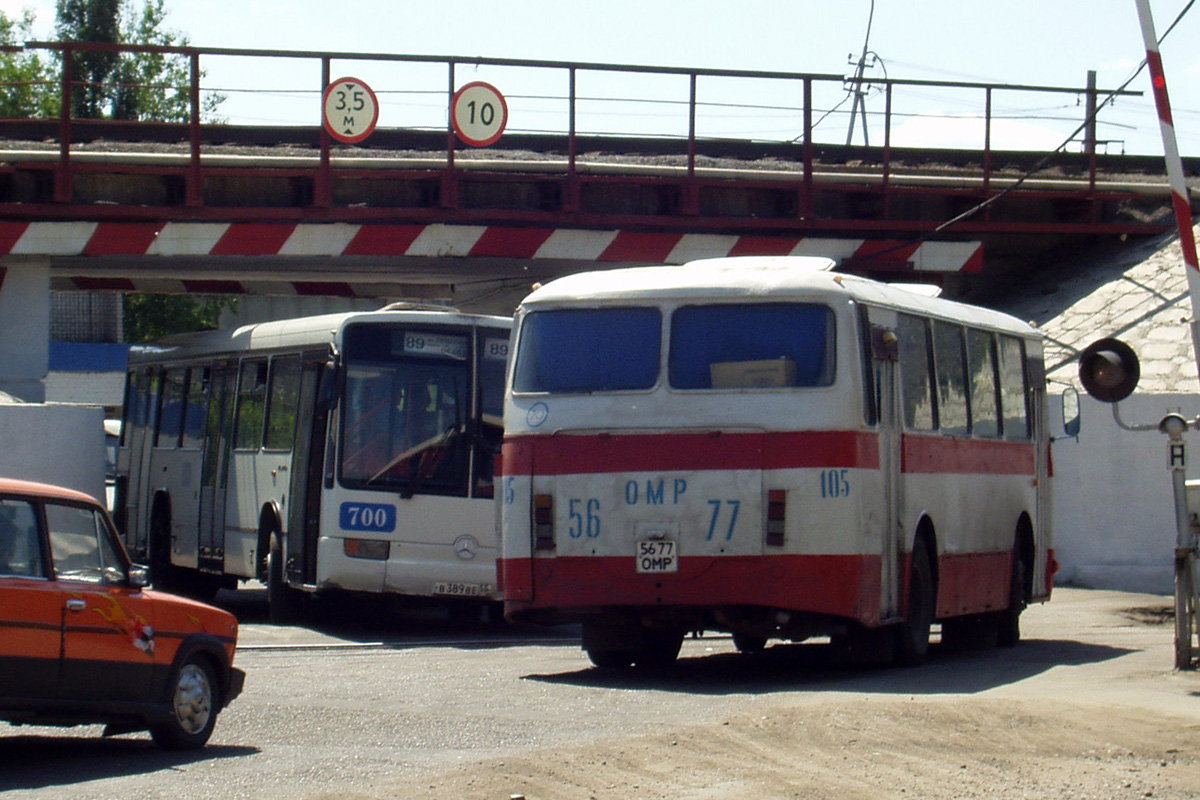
[65,599,86,612]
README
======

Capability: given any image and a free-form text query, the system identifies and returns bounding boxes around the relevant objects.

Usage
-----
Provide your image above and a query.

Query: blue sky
[3,0,1199,156]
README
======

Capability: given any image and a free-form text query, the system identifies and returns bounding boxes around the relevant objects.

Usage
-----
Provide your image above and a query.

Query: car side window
[47,503,126,585]
[0,499,44,578]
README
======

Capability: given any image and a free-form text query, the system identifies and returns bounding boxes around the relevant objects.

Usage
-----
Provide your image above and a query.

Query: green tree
[55,0,230,342]
[55,0,120,118]
[0,10,59,117]
[122,294,236,343]
[55,0,223,123]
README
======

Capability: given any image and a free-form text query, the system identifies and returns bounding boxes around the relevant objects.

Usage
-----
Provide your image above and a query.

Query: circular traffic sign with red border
[451,81,508,147]
[323,77,379,144]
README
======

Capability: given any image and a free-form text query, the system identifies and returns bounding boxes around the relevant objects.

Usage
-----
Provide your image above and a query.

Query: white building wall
[1051,393,1200,594]
[0,403,106,504]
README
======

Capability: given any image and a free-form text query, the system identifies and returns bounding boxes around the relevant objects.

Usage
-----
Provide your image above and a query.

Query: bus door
[286,358,328,586]
[120,370,154,557]
[867,310,904,622]
[198,364,236,572]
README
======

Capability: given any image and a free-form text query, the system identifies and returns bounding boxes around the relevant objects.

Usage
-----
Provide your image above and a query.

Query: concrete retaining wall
[1052,392,1200,594]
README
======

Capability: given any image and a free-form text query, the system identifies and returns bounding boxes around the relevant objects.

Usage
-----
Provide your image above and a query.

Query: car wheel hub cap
[173,664,213,734]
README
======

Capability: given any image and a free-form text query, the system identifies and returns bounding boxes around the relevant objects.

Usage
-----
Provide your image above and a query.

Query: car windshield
[46,503,127,585]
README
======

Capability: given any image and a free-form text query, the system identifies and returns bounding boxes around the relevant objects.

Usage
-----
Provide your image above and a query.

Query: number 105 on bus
[636,539,677,573]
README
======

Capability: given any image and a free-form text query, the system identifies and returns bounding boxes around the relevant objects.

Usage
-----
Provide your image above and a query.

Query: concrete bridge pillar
[0,260,49,402]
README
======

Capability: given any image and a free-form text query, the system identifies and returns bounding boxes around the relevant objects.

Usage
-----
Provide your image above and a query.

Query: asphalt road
[1,586,1197,800]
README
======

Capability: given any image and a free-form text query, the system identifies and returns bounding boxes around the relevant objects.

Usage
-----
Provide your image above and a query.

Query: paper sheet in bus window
[710,358,797,388]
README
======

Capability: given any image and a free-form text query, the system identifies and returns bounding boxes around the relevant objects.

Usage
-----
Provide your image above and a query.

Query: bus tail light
[766,489,787,546]
[344,538,390,560]
[533,494,555,550]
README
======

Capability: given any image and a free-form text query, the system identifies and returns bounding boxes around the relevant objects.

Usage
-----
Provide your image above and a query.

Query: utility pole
[1133,0,1200,671]
[845,0,876,146]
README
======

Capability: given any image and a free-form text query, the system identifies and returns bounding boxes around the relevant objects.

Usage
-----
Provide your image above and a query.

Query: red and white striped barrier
[0,221,981,266]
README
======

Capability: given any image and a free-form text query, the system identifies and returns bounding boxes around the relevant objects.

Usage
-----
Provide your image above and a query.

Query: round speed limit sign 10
[451,81,508,147]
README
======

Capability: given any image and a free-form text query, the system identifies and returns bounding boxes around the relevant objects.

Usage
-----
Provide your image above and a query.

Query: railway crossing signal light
[1078,337,1140,403]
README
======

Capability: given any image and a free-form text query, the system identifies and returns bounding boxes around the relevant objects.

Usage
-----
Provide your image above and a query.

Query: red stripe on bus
[502,548,1015,624]
[501,430,880,476]
[901,434,1034,475]
[469,226,554,258]
[935,551,1012,618]
[500,553,884,625]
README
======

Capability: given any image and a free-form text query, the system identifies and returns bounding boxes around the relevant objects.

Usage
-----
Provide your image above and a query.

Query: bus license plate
[433,582,491,597]
[636,539,678,573]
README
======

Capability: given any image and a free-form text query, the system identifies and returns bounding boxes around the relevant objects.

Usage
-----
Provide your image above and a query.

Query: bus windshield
[512,307,661,393]
[340,326,469,492]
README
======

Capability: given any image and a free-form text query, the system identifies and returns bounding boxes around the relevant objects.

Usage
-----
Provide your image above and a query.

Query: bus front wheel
[266,532,302,625]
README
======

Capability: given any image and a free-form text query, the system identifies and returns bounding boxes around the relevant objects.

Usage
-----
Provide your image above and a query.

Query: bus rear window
[513,308,661,393]
[669,303,836,389]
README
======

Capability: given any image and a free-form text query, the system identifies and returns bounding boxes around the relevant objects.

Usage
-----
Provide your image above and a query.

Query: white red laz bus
[498,257,1057,668]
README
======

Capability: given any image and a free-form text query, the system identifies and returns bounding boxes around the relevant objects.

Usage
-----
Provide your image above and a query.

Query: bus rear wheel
[586,647,636,670]
[894,542,934,666]
[634,628,685,669]
[997,550,1028,647]
[732,632,768,653]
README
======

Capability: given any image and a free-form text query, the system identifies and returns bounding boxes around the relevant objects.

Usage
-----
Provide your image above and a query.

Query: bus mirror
[1062,387,1080,438]
[318,358,341,408]
[1078,337,1140,403]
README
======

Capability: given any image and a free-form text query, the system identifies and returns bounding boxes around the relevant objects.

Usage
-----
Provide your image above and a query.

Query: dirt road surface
[2,587,1198,800]
[342,588,1200,800]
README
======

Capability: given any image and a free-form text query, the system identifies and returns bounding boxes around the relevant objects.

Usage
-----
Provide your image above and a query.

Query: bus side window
[181,367,210,450]
[932,321,969,436]
[264,356,302,451]
[998,335,1031,441]
[966,329,1000,437]
[155,368,187,448]
[897,314,936,431]
[234,360,269,451]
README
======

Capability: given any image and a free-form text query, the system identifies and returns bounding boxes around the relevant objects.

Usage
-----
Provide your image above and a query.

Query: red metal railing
[0,41,1165,235]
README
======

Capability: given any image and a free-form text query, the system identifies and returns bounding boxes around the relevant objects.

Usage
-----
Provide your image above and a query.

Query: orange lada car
[0,477,244,749]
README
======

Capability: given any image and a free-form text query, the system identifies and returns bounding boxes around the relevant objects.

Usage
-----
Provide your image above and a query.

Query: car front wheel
[150,655,220,749]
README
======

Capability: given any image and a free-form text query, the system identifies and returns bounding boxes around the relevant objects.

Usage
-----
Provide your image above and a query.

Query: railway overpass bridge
[1,43,1198,401]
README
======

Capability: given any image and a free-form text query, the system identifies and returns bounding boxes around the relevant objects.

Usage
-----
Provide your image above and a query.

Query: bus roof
[520,257,1038,337]
[128,306,511,365]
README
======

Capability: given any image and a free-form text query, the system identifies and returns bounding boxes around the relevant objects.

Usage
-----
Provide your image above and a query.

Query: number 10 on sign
[451,81,508,147]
